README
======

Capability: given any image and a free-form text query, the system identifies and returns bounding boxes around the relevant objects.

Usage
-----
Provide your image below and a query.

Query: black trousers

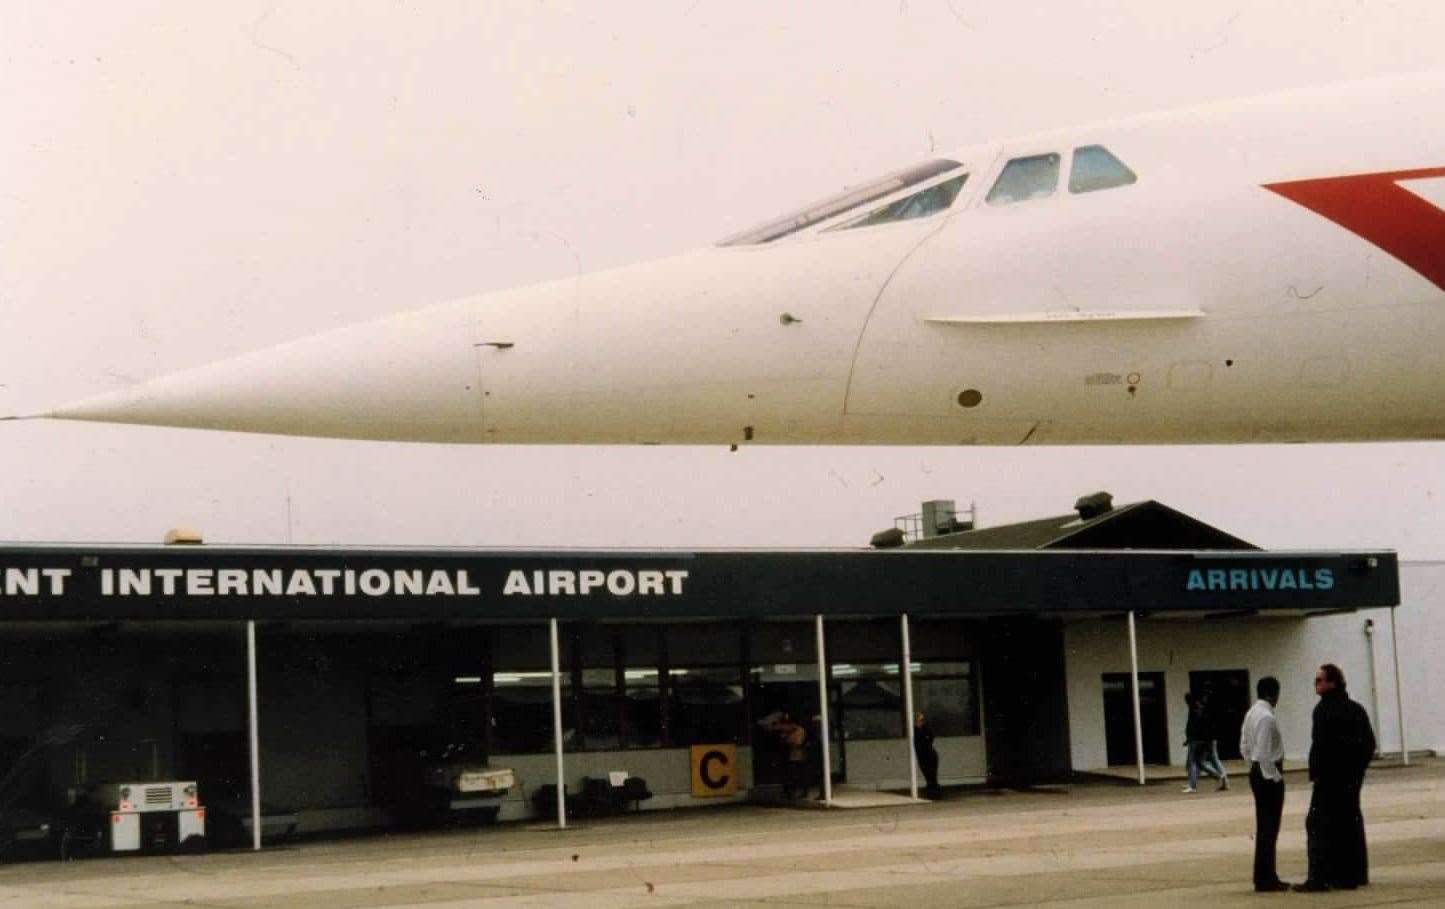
[1306,778,1369,887]
[918,752,940,795]
[1345,779,1369,886]
[784,759,808,798]
[1249,763,1285,887]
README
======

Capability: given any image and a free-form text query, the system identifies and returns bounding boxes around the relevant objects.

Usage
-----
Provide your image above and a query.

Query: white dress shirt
[1239,699,1285,782]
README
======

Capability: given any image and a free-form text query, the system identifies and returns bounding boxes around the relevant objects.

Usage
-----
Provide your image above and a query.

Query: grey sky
[4,2,1444,555]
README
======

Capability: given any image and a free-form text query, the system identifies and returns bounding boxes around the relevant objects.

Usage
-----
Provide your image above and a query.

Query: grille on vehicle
[144,787,172,806]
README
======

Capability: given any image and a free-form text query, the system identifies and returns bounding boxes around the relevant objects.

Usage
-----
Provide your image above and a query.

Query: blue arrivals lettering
[1185,567,1334,592]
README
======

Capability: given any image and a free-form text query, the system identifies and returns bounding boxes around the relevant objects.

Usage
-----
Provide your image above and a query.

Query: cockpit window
[832,174,969,231]
[718,158,962,246]
[1069,145,1137,194]
[985,153,1060,206]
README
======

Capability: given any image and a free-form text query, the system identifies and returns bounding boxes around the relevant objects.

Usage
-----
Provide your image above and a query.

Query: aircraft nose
[45,302,483,441]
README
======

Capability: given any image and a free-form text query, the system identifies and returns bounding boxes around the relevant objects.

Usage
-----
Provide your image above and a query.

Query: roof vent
[163,527,204,545]
[1073,492,1114,521]
[870,527,906,549]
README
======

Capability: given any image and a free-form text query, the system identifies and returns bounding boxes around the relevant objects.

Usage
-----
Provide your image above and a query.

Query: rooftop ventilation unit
[1074,492,1114,521]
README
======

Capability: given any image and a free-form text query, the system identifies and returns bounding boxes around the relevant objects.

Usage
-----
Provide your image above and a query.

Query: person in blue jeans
[1183,692,1228,793]
[1200,692,1230,791]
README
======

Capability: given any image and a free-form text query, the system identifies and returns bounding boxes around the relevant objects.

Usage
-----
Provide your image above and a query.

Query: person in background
[1295,663,1376,893]
[779,713,809,801]
[913,712,942,799]
[1182,692,1225,793]
[1240,676,1289,893]
[1199,691,1230,791]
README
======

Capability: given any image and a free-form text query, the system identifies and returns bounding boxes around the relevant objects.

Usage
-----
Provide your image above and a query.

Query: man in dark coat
[1295,663,1376,893]
[913,712,942,799]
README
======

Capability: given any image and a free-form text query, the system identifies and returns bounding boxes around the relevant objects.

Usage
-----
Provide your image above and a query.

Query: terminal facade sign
[690,745,739,798]
[0,547,1399,622]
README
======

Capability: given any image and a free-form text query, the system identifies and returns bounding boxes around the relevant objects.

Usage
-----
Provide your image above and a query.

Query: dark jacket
[913,722,936,756]
[1185,706,1207,743]
[1309,689,1376,785]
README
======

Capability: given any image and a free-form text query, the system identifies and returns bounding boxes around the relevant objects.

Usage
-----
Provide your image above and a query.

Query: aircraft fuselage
[45,72,1445,445]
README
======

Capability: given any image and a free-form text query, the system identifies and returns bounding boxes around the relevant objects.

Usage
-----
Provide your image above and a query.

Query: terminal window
[669,667,745,746]
[912,662,979,737]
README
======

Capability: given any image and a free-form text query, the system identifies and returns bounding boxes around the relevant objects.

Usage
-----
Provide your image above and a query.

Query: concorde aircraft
[30,72,1445,446]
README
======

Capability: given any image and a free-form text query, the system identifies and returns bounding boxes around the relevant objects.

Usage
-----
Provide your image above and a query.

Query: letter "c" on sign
[700,750,730,789]
[690,744,738,797]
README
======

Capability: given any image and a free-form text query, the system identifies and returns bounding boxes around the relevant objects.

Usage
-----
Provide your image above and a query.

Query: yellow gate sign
[690,744,738,797]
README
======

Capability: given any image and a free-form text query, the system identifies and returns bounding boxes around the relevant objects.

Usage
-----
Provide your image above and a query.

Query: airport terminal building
[0,496,1424,844]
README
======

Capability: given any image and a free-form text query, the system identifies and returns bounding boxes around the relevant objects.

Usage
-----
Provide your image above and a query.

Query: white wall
[1365,561,1445,754]
[1065,616,1340,772]
[1063,562,1444,772]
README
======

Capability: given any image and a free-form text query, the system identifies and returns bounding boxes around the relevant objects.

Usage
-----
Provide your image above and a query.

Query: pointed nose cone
[47,302,484,442]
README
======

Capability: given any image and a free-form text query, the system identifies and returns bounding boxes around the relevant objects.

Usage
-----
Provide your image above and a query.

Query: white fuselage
[46,72,1445,445]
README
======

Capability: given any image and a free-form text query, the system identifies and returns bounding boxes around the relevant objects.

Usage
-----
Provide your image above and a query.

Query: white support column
[901,613,918,800]
[1365,618,1383,748]
[550,618,567,827]
[1390,609,1408,766]
[1127,612,1145,786]
[245,620,262,851]
[815,614,833,806]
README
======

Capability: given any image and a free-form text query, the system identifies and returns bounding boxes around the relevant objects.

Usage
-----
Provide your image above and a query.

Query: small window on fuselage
[986,153,1060,205]
[1069,145,1137,194]
[835,173,969,230]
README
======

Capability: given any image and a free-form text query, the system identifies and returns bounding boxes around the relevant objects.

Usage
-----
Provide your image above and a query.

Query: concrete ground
[2,759,1442,908]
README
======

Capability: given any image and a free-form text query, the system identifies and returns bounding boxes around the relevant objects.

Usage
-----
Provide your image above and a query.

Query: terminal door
[1188,669,1250,761]
[1102,672,1169,765]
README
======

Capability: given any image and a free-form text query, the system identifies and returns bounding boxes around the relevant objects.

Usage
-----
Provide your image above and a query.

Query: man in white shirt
[1240,676,1289,892]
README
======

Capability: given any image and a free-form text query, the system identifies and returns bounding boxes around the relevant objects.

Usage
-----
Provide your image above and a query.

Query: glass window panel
[838,174,968,230]
[831,661,972,678]
[915,677,979,737]
[624,681,661,748]
[1069,145,1138,194]
[718,159,963,245]
[916,662,972,678]
[578,688,619,751]
[492,670,563,687]
[492,672,570,753]
[830,662,900,678]
[986,153,1060,205]
[840,678,904,740]
[581,668,616,688]
[669,667,744,745]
